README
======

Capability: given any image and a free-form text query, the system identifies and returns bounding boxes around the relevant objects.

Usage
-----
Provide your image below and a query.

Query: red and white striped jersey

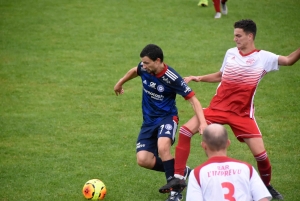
[186,156,272,201]
[209,47,279,117]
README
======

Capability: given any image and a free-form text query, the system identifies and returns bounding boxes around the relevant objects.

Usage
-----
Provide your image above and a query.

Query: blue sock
[163,158,174,182]
[151,156,164,172]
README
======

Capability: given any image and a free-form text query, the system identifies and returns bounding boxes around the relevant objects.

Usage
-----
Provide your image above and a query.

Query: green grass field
[1,0,300,200]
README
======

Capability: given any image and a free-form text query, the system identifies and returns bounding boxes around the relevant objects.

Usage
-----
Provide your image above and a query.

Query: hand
[114,83,124,96]
[184,76,201,83]
[198,122,208,135]
[183,76,193,83]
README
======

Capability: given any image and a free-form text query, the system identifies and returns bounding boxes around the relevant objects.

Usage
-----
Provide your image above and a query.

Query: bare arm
[187,96,207,134]
[278,47,300,66]
[114,67,138,96]
[184,71,222,84]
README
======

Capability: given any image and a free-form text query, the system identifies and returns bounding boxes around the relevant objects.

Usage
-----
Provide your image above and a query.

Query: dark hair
[140,44,164,62]
[234,19,257,40]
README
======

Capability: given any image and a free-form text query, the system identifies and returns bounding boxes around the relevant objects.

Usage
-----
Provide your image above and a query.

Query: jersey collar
[155,63,168,78]
[238,49,260,56]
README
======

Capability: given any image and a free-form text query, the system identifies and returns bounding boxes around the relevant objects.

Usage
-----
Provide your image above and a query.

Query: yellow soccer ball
[82,179,107,200]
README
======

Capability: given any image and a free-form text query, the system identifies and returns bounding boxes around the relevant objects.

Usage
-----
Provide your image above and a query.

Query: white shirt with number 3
[186,156,272,201]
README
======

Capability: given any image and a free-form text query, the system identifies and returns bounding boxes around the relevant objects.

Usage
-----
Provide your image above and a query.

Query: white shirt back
[186,156,272,201]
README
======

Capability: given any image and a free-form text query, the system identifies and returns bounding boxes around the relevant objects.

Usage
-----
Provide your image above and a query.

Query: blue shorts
[136,116,179,156]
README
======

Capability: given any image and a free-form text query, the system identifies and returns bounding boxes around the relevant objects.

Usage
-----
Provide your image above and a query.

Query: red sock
[174,126,193,176]
[255,151,271,186]
[213,0,221,12]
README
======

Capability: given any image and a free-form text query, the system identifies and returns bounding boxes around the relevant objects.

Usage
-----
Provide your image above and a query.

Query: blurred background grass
[1,0,300,200]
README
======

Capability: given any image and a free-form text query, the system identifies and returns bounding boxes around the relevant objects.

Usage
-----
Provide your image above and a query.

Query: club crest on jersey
[157,85,164,92]
[246,58,255,65]
[165,124,173,131]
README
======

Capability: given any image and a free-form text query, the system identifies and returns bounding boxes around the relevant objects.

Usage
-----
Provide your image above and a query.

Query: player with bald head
[186,124,272,201]
[202,123,228,154]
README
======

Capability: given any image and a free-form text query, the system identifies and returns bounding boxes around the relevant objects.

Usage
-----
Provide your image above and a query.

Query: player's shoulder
[228,157,252,167]
[258,49,278,56]
[224,47,239,58]
[226,47,239,54]
[137,61,143,68]
[137,61,147,74]
[161,65,181,82]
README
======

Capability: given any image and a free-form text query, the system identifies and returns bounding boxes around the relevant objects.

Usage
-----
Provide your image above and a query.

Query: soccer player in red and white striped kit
[159,19,300,200]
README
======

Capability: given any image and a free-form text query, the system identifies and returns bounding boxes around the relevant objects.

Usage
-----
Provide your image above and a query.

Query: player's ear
[226,139,231,148]
[248,32,254,41]
[201,141,206,150]
[155,58,162,63]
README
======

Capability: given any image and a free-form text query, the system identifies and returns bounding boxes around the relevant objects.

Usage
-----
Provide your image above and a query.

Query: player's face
[140,56,160,74]
[233,28,252,50]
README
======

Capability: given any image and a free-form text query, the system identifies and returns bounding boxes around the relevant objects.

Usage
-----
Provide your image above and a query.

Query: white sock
[170,191,178,196]
[174,174,184,180]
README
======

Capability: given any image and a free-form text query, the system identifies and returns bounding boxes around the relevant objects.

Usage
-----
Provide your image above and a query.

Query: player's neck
[207,151,227,158]
[154,63,165,74]
[239,44,256,55]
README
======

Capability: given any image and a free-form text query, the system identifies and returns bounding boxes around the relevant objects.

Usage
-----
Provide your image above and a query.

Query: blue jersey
[137,62,195,126]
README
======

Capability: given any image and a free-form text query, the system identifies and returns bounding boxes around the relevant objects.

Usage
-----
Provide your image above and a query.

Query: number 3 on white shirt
[222,182,236,201]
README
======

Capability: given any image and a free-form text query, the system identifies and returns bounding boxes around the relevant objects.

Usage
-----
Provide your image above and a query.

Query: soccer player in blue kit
[114,44,207,201]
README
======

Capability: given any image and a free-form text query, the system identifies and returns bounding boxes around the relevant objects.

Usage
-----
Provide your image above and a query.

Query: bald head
[202,124,228,151]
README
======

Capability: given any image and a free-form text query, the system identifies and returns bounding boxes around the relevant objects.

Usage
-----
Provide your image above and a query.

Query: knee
[136,153,153,168]
[136,155,147,167]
